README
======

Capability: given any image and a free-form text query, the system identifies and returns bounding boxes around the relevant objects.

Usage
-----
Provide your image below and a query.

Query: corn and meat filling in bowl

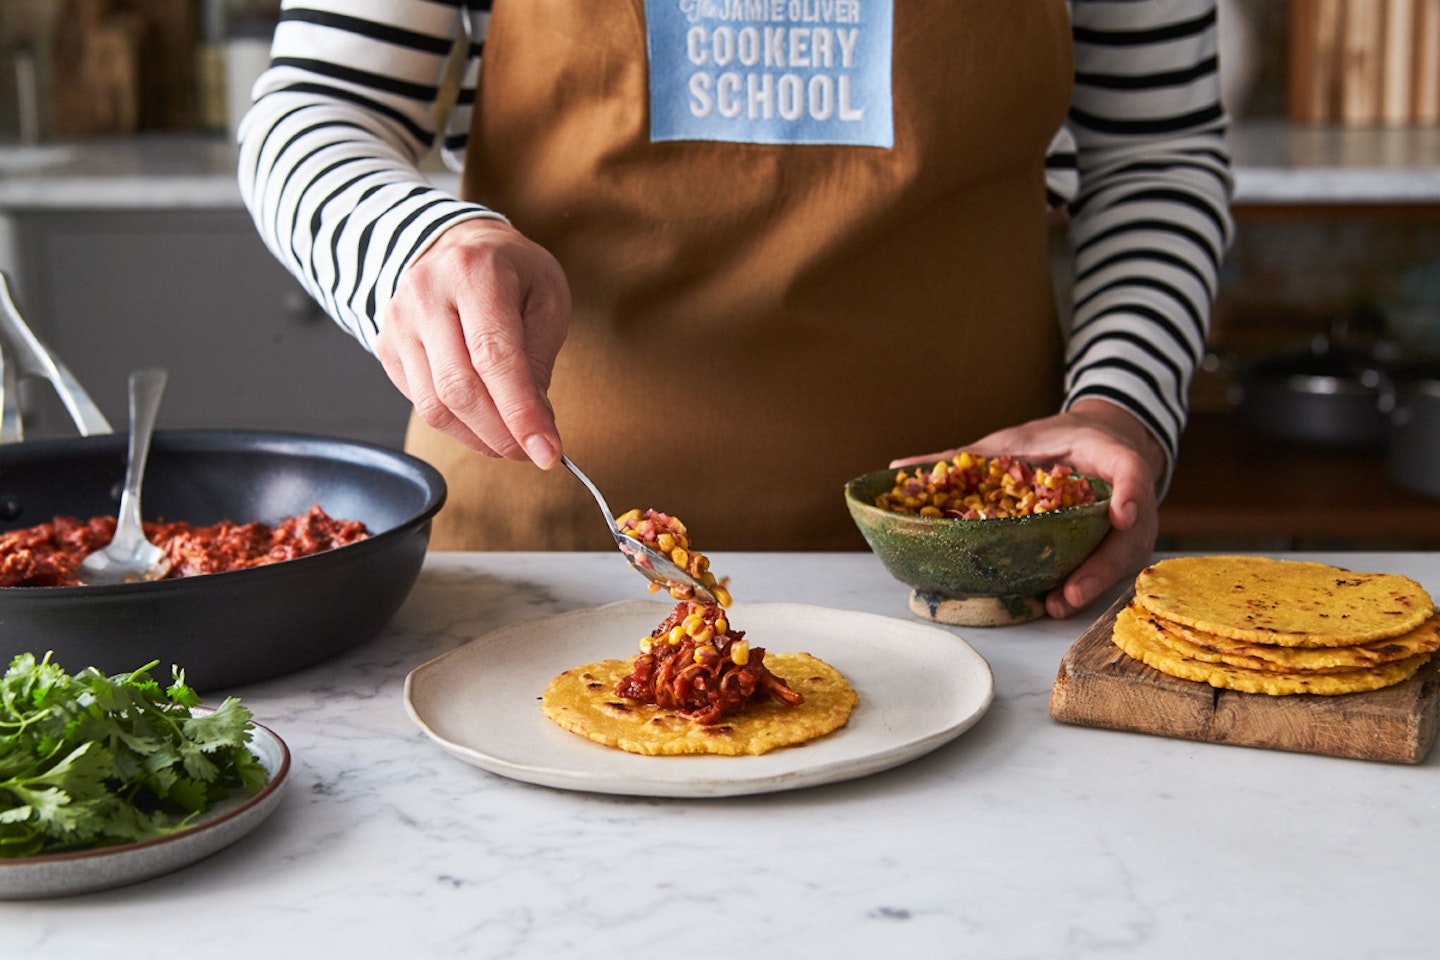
[876,452,1099,520]
[845,453,1112,620]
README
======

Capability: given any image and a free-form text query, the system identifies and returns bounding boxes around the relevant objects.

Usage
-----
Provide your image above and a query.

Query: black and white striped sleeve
[236,0,497,351]
[1055,0,1235,484]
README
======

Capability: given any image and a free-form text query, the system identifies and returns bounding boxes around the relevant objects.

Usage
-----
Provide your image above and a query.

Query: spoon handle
[113,368,168,545]
[561,454,616,528]
[560,454,716,603]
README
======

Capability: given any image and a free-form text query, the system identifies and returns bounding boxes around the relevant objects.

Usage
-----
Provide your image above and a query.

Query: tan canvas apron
[407,0,1074,551]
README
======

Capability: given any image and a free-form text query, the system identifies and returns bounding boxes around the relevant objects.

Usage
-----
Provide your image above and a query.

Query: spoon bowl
[561,455,716,602]
[77,368,172,586]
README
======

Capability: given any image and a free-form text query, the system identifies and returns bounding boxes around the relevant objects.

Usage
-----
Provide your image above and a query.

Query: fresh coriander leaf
[183,698,255,754]
[0,652,273,857]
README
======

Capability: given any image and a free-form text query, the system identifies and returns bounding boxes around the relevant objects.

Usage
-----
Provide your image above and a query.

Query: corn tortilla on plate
[404,600,994,798]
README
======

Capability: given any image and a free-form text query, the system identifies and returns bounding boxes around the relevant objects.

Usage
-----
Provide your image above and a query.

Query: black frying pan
[0,429,446,690]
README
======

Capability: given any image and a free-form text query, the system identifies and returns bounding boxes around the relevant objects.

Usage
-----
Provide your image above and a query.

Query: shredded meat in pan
[0,505,368,587]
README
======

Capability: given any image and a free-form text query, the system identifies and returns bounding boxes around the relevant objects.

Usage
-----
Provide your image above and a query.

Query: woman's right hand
[375,218,572,469]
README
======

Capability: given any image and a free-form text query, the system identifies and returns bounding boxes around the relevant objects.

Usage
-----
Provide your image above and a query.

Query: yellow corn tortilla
[1133,556,1435,647]
[1112,603,1434,696]
[1121,601,1440,673]
[541,651,857,756]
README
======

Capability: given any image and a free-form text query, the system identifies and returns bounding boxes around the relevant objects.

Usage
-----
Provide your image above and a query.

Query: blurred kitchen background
[1,0,1439,551]
[0,0,417,459]
[0,0,277,141]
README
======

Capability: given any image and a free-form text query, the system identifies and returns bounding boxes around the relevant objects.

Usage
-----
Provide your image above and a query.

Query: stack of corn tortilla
[1112,556,1440,696]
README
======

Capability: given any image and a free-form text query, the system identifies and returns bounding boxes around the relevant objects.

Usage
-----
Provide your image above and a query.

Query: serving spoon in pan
[561,454,717,602]
[77,368,173,586]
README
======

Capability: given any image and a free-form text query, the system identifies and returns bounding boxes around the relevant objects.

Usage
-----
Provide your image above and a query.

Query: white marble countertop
[2,121,1440,210]
[3,550,1438,960]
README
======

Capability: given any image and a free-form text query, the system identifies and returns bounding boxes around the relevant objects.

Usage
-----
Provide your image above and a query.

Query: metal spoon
[77,368,172,586]
[561,454,716,602]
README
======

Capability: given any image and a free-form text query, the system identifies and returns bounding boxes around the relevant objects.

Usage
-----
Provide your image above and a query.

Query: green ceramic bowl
[844,466,1112,625]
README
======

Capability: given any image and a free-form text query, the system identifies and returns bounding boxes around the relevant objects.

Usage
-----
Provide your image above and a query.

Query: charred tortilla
[1119,601,1440,673]
[1133,555,1434,647]
[542,651,857,756]
[1112,603,1434,696]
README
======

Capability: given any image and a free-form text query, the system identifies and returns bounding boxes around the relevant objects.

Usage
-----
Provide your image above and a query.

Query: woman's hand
[890,399,1167,619]
[375,218,571,469]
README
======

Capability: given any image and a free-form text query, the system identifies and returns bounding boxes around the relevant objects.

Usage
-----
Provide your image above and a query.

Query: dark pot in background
[1386,363,1440,500]
[1237,339,1393,451]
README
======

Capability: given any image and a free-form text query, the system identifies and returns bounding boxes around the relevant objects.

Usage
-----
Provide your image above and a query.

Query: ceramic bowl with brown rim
[844,465,1112,626]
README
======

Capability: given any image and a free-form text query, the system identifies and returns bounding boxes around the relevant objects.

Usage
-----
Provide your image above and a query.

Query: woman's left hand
[890,398,1167,619]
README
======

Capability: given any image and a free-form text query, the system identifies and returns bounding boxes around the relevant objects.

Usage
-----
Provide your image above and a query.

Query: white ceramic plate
[0,718,290,899]
[405,600,994,798]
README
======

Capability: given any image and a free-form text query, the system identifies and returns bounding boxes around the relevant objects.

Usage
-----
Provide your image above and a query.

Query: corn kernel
[730,640,750,666]
[873,453,1096,520]
[613,508,730,608]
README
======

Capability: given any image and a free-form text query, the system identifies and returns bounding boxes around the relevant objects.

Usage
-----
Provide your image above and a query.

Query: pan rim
[0,427,446,596]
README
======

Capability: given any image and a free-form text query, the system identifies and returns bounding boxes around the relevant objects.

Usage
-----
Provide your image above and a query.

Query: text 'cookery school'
[648,0,894,147]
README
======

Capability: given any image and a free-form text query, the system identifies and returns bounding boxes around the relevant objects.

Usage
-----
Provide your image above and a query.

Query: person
[238,1,1233,619]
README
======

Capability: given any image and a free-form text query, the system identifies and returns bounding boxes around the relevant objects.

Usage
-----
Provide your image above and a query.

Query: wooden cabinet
[1160,411,1440,551]
[2,207,411,448]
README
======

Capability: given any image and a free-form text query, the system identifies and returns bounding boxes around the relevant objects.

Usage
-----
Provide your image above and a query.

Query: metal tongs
[0,271,112,442]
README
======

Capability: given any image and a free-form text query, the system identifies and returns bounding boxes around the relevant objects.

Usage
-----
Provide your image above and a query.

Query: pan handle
[0,271,112,442]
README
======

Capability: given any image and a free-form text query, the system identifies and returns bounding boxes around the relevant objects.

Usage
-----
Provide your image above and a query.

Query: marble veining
[3,551,1439,960]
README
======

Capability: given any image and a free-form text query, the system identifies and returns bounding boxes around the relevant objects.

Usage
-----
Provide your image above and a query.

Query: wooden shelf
[1159,411,1440,549]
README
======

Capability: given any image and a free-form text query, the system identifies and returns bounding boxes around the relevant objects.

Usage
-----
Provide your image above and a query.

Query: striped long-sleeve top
[238,0,1234,476]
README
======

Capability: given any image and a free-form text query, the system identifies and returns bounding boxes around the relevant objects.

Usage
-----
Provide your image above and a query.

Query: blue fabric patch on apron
[646,0,894,147]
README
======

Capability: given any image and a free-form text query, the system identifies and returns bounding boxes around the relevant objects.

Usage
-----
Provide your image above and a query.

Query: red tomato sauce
[615,600,803,725]
[0,505,368,587]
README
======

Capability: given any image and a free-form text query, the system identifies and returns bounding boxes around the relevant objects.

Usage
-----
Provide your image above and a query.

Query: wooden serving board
[1049,593,1440,764]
